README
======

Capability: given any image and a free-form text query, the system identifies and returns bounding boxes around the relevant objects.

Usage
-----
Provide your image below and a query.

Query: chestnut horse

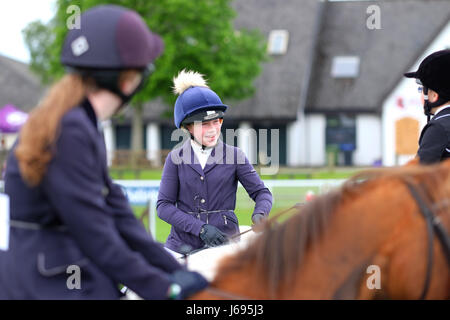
[193,161,450,300]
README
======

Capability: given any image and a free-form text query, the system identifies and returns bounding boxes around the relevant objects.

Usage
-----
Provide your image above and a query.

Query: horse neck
[198,179,418,300]
[193,174,450,300]
[290,178,450,300]
[288,179,415,299]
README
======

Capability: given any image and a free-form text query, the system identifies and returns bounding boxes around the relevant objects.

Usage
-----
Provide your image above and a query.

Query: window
[115,125,131,150]
[331,56,360,78]
[114,124,147,150]
[326,115,356,166]
[268,30,289,55]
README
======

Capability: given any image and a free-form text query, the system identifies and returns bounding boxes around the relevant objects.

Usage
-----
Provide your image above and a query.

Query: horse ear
[404,158,419,167]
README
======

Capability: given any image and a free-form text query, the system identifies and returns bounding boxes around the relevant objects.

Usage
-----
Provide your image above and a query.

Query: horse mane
[214,161,450,298]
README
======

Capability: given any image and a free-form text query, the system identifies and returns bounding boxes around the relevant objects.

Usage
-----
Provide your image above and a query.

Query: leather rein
[404,181,450,300]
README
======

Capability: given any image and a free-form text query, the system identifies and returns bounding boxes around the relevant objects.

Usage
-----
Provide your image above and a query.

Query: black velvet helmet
[61,5,163,69]
[404,49,450,100]
[61,5,164,105]
[404,49,450,118]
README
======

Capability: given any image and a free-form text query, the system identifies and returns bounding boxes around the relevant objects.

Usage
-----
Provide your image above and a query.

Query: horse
[191,161,450,300]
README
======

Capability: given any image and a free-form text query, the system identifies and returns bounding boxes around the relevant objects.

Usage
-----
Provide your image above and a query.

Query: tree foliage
[24,0,267,108]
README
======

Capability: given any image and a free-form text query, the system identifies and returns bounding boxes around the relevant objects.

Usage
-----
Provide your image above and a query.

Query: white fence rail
[0,179,345,197]
[115,179,346,205]
[115,179,346,239]
[0,179,346,240]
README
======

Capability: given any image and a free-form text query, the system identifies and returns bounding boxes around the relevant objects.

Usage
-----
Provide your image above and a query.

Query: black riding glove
[167,269,209,300]
[252,213,266,224]
[252,213,267,233]
[199,224,228,247]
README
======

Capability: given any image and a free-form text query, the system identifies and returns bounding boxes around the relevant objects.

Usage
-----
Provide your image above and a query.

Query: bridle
[404,181,450,300]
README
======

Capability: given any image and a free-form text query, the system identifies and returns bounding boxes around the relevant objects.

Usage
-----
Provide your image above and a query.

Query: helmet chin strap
[71,63,155,116]
[112,64,154,115]
[423,87,449,122]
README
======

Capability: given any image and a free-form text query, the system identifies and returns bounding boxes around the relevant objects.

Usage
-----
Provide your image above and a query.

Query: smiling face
[187,118,223,147]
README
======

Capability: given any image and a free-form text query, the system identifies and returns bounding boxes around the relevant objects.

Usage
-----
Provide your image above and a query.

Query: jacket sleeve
[43,120,174,299]
[105,180,182,273]
[157,152,204,236]
[235,148,273,218]
[418,122,447,164]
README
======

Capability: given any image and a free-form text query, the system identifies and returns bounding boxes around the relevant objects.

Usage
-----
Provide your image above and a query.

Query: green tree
[23,0,267,164]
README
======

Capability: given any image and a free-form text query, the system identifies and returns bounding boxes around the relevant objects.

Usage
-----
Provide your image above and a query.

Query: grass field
[111,166,364,243]
[0,166,362,243]
[133,184,339,243]
[109,167,360,181]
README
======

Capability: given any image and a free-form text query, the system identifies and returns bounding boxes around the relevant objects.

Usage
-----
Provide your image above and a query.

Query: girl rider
[0,5,206,300]
[157,70,273,256]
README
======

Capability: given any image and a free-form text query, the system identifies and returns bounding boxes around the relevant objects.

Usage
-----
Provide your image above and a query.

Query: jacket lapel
[180,139,204,176]
[203,140,226,174]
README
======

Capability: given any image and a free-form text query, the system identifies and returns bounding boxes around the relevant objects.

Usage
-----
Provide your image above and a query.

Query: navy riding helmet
[61,4,164,105]
[172,69,228,129]
[174,86,228,129]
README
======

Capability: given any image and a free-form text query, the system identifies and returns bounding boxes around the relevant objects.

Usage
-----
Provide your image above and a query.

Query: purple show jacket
[0,100,182,300]
[157,139,273,253]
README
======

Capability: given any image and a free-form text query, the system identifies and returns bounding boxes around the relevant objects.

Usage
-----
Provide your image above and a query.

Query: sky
[0,0,56,63]
[0,0,374,64]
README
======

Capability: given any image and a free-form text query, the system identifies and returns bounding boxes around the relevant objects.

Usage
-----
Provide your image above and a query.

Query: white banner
[0,193,10,251]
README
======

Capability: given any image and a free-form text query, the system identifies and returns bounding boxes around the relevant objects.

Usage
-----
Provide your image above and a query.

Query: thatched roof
[0,55,44,112]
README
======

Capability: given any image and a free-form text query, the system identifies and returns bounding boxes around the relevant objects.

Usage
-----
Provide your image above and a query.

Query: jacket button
[200,176,204,181]
[102,186,109,197]
[201,199,206,204]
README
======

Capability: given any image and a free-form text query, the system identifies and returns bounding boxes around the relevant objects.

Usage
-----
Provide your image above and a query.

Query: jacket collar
[81,98,101,132]
[432,104,450,119]
[179,138,225,176]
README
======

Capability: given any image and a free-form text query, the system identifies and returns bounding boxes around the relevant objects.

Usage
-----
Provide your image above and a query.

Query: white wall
[305,114,326,166]
[382,21,450,166]
[353,115,381,166]
[146,123,161,166]
[102,120,114,167]
[286,119,302,166]
[382,87,425,166]
[287,115,326,167]
[290,114,381,167]
[237,121,257,164]
[1,133,18,150]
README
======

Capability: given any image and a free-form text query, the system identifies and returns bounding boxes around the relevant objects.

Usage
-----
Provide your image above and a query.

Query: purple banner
[0,104,28,133]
